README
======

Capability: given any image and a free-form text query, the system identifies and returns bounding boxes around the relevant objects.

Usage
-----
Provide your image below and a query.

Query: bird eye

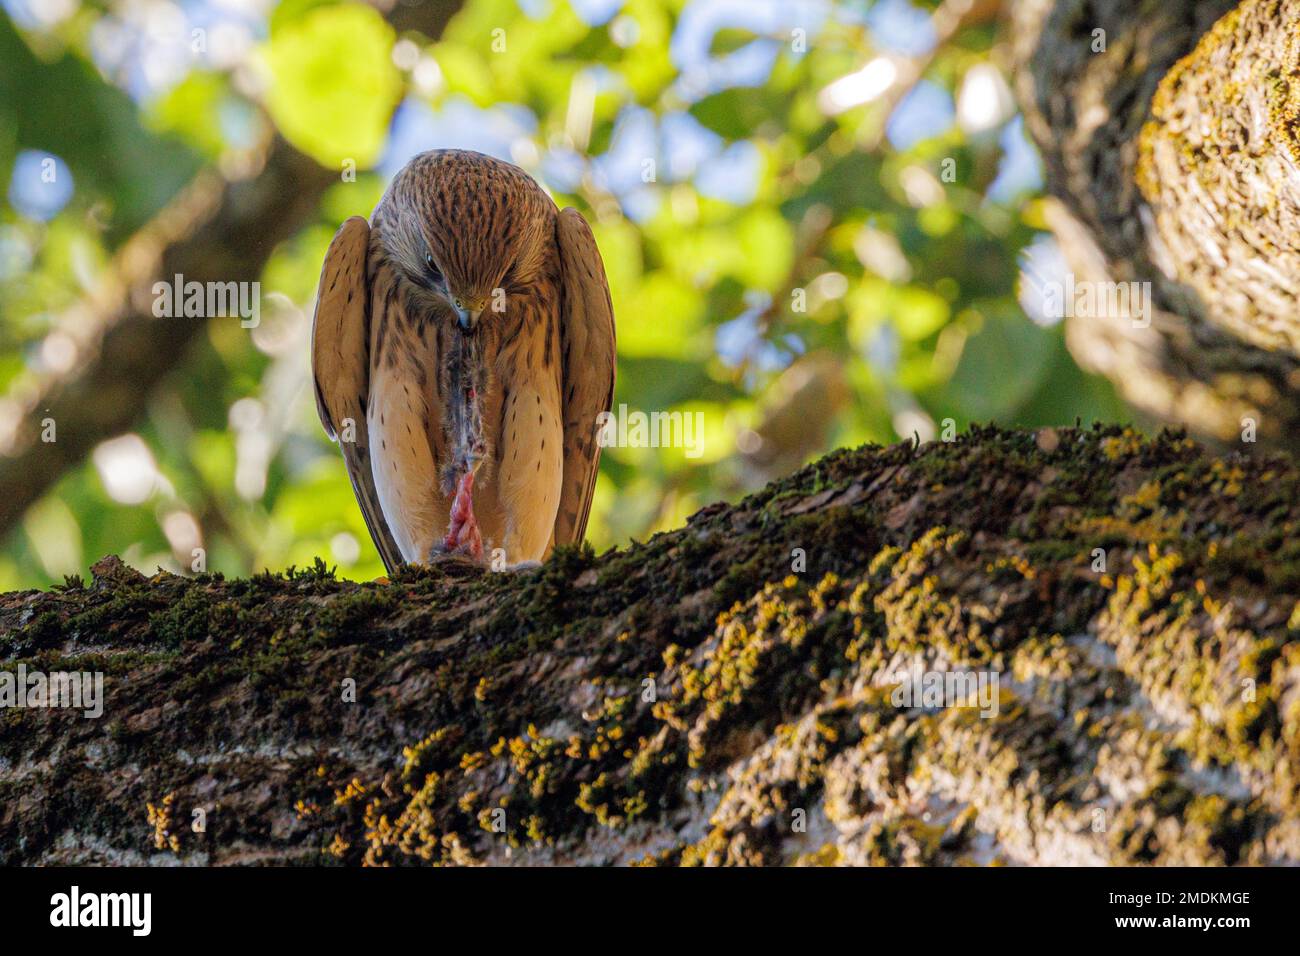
[424,252,443,284]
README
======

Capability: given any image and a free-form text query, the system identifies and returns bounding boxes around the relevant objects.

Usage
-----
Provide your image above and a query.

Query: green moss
[148,586,212,649]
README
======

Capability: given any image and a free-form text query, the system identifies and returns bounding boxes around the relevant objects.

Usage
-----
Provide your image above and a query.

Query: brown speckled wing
[553,207,616,548]
[311,216,404,574]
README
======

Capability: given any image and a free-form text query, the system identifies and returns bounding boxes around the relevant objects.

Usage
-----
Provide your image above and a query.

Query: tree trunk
[2,426,1296,865]
[1013,0,1300,450]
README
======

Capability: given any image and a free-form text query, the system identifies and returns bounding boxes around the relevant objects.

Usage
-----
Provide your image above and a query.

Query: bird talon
[503,559,542,573]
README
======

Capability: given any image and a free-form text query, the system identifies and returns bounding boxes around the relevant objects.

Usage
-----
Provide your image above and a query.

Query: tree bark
[1012,0,1300,450]
[2,426,1296,865]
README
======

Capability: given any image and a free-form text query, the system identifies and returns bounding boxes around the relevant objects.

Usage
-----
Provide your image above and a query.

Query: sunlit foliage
[0,0,1129,587]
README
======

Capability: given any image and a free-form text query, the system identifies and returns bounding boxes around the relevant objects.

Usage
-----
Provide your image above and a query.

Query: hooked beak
[452,296,484,332]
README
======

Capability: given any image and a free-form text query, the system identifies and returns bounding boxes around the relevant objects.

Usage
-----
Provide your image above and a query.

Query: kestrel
[311,150,616,572]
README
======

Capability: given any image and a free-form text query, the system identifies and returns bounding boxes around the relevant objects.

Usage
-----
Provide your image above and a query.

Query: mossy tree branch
[2,426,1297,865]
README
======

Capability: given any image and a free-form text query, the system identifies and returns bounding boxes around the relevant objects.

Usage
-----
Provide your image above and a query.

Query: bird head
[416,245,489,332]
[378,150,551,334]
[447,289,488,333]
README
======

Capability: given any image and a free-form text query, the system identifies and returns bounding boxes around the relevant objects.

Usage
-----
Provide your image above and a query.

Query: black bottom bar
[0,865,1282,941]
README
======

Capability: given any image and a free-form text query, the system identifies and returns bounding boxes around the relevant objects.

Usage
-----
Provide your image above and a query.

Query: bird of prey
[311,150,616,573]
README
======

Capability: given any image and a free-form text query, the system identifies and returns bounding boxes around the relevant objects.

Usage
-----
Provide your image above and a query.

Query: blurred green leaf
[264,2,403,167]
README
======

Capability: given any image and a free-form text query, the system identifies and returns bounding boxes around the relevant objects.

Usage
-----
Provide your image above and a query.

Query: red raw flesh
[443,469,483,560]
